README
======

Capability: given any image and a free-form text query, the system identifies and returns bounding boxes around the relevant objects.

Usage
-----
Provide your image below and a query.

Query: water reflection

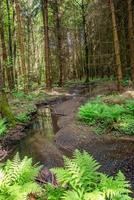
[15,106,63,166]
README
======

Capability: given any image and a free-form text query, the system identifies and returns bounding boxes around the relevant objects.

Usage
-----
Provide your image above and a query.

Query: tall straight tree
[14,0,28,92]
[6,0,15,89]
[53,0,63,86]
[0,1,15,125]
[81,0,89,82]
[127,0,134,86]
[0,0,13,90]
[41,0,52,89]
[110,0,123,91]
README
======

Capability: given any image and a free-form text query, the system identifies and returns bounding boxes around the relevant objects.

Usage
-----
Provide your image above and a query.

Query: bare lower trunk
[53,0,63,86]
[42,0,52,89]
[6,0,15,89]
[82,0,89,82]
[110,0,123,91]
[14,0,28,92]
[128,0,134,85]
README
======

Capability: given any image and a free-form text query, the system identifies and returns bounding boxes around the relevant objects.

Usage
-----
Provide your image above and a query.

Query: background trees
[0,0,134,92]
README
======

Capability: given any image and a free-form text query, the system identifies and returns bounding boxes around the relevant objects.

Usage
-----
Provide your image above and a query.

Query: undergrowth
[78,97,134,135]
[16,112,30,123]
[0,150,133,200]
[45,150,132,200]
[0,153,42,200]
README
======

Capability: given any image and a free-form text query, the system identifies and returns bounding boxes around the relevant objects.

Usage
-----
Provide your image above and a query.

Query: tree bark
[14,0,28,92]
[41,0,52,89]
[82,0,89,82]
[110,0,123,91]
[53,0,63,86]
[0,1,10,89]
[127,0,134,86]
[6,0,15,89]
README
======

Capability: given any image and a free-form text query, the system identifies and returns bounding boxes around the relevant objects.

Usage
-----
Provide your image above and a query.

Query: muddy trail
[7,82,134,192]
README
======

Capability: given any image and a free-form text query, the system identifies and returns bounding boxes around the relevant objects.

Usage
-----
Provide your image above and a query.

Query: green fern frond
[0,153,42,200]
[84,191,105,200]
[47,150,132,200]
[52,168,71,187]
[73,150,100,189]
[100,172,131,198]
[62,190,81,200]
[46,184,65,200]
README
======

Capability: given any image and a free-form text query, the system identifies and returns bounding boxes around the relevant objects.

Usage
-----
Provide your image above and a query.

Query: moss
[0,92,16,126]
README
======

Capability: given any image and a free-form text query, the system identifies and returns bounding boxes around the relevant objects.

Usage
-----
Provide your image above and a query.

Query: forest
[0,0,134,199]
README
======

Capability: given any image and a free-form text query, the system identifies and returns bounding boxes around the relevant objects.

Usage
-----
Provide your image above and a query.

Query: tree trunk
[27,17,31,89]
[127,0,134,86]
[41,0,52,89]
[110,0,123,91]
[6,0,15,89]
[14,0,28,92]
[82,0,89,82]
[0,53,15,125]
[53,0,63,86]
[0,1,10,89]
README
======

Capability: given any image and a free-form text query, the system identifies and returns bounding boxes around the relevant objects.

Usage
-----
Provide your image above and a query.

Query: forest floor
[1,80,134,193]
[53,81,134,192]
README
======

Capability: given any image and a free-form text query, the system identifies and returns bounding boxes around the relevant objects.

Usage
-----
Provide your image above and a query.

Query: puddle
[13,106,63,167]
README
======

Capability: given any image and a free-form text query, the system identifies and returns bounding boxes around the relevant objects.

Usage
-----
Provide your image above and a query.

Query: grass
[78,96,134,135]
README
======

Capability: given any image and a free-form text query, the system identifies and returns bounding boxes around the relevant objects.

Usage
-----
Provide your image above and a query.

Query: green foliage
[0,118,7,136]
[78,98,134,135]
[116,115,134,135]
[125,100,134,114]
[78,100,125,123]
[45,150,132,200]
[16,112,30,123]
[13,91,26,99]
[13,91,36,101]
[0,153,42,200]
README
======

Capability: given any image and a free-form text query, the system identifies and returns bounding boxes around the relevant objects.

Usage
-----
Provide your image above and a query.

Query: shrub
[45,150,132,200]
[0,118,7,136]
[0,153,42,200]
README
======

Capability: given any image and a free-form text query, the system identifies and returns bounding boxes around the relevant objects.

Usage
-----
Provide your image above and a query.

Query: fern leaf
[84,191,105,200]
[62,190,81,200]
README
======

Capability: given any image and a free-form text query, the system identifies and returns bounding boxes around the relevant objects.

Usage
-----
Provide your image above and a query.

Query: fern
[0,118,7,136]
[78,98,134,135]
[0,153,42,200]
[45,150,132,200]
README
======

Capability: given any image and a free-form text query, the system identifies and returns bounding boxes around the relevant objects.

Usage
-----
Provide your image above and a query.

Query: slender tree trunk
[0,1,11,89]
[0,2,15,124]
[53,0,63,86]
[14,0,28,92]
[41,0,52,89]
[110,0,123,91]
[27,17,31,88]
[127,0,134,86]
[6,0,15,89]
[0,60,15,125]
[82,0,89,82]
